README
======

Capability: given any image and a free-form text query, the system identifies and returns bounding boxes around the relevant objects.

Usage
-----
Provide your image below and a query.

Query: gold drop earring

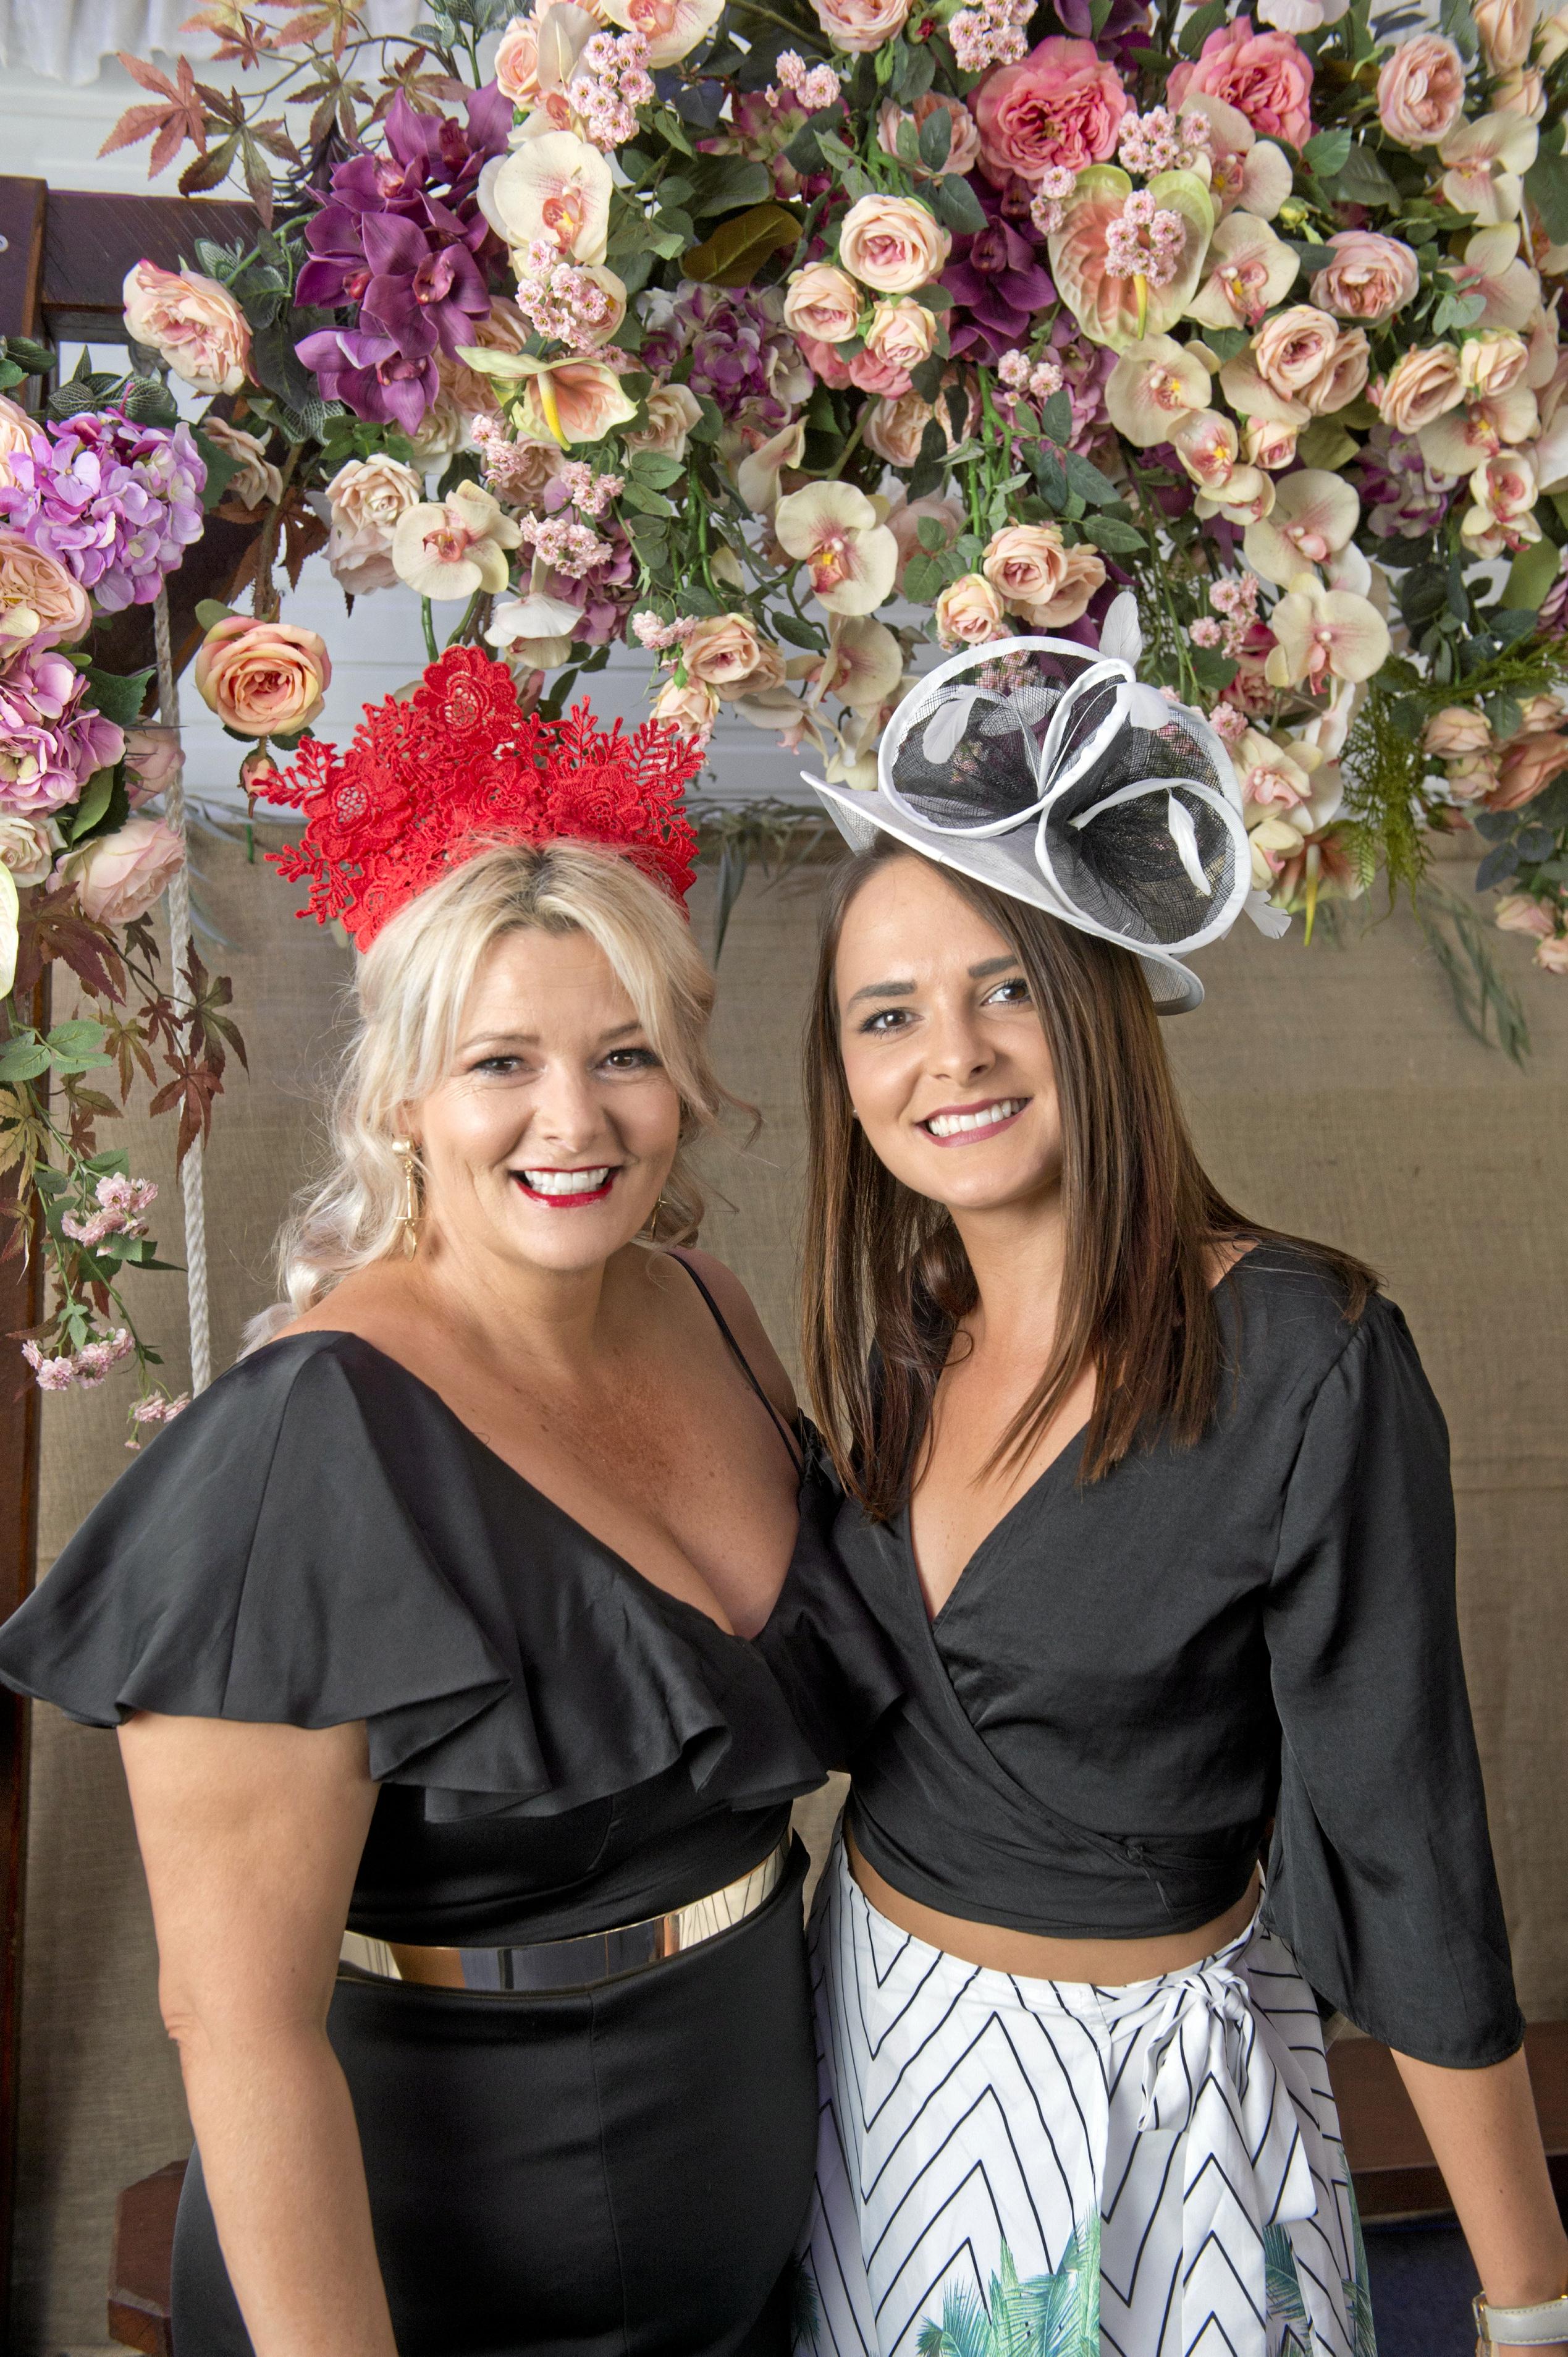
[393,1137,420,1259]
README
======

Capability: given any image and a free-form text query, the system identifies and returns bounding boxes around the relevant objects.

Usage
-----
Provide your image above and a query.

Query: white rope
[152,586,213,1395]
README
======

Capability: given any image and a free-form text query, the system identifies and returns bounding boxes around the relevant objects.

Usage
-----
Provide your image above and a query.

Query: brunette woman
[762,623,1567,2357]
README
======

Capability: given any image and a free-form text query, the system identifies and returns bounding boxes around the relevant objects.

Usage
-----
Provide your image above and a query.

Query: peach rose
[783,264,862,345]
[1310,232,1420,324]
[1167,18,1313,150]
[838,196,951,295]
[1443,748,1503,800]
[1534,933,1568,973]
[1461,329,1530,398]
[1516,692,1565,730]
[0,812,60,886]
[623,382,703,460]
[1494,891,1554,937]
[1376,35,1465,146]
[683,612,780,695]
[1493,64,1546,118]
[1252,305,1340,400]
[934,573,1008,648]
[1241,416,1301,469]
[651,675,719,743]
[494,14,541,103]
[862,391,934,468]
[980,522,1087,622]
[193,616,331,738]
[1027,541,1106,627]
[862,298,938,383]
[1375,344,1466,433]
[0,397,35,478]
[1310,329,1369,414]
[1475,0,1535,72]
[1491,729,1568,807]
[122,725,182,808]
[876,94,982,181]
[812,0,909,51]
[326,454,425,596]
[972,37,1128,185]
[60,816,184,926]
[122,260,250,397]
[201,418,283,512]
[1423,706,1493,756]
[0,530,91,651]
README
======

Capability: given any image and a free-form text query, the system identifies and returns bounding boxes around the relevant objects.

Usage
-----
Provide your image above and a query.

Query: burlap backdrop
[13,828,1567,2353]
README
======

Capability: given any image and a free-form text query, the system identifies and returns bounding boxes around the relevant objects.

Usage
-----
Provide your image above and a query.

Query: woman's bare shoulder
[661,1248,798,1424]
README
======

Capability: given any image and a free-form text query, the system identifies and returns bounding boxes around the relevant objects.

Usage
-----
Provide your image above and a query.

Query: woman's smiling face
[833,854,1064,1218]
[410,923,683,1276]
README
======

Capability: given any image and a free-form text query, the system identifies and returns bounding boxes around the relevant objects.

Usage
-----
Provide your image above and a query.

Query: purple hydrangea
[0,643,126,816]
[539,529,636,646]
[295,86,510,427]
[1355,425,1456,540]
[659,284,811,435]
[0,412,205,613]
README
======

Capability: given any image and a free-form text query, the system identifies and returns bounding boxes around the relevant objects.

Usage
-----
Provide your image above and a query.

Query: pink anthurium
[774,482,898,616]
[1242,470,1361,585]
[1048,166,1214,352]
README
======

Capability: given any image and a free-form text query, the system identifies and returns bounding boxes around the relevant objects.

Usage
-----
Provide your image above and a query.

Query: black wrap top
[759,1246,1524,2070]
[0,1330,833,1945]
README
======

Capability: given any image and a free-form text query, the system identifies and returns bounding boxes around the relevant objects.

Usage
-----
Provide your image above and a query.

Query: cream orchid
[809,616,905,711]
[1451,225,1543,331]
[486,583,584,665]
[774,483,898,616]
[1461,447,1541,556]
[1233,726,1342,816]
[1104,336,1212,446]
[1195,465,1275,526]
[1170,408,1242,491]
[1417,383,1538,475]
[1187,213,1299,331]
[1242,470,1360,585]
[478,130,612,264]
[599,0,724,64]
[1265,572,1391,690]
[1216,353,1312,427]
[736,418,806,515]
[392,483,521,600]
[1175,94,1292,219]
[1438,111,1538,225]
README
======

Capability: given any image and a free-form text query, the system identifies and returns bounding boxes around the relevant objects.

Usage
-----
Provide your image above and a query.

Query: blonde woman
[0,659,829,2356]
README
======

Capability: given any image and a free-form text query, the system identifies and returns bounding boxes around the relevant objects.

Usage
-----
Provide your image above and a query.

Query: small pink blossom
[518,512,615,578]
[96,1173,157,1217]
[1212,700,1250,745]
[772,49,842,110]
[1118,107,1212,175]
[22,1342,77,1390]
[566,31,655,149]
[950,0,1033,72]
[509,240,625,352]
[1102,192,1187,288]
[631,611,698,651]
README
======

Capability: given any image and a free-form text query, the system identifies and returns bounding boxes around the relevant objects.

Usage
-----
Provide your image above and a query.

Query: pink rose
[1376,35,1466,146]
[981,522,1107,626]
[935,573,1008,648]
[494,15,541,104]
[193,616,331,738]
[862,298,937,381]
[59,816,184,926]
[122,724,183,808]
[1375,344,1465,434]
[122,261,251,397]
[862,389,936,468]
[783,264,863,345]
[1490,729,1568,808]
[796,334,856,391]
[0,529,91,651]
[812,0,911,51]
[1474,0,1534,72]
[1168,19,1313,151]
[1253,305,1341,400]
[877,94,982,181]
[838,195,951,294]
[1310,232,1420,324]
[972,38,1129,185]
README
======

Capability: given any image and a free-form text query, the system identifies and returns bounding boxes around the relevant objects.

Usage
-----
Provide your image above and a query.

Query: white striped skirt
[798,1839,1375,2357]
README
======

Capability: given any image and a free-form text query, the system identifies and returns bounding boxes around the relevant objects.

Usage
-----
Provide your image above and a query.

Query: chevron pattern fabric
[798,1843,1373,2357]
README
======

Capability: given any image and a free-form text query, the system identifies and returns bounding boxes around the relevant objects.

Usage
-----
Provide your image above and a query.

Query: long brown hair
[802,840,1377,1518]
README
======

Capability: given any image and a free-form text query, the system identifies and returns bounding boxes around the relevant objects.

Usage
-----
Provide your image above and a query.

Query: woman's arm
[119,1710,392,2357]
[1393,2046,1567,2354]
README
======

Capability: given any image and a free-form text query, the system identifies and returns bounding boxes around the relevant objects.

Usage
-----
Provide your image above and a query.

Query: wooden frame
[0,172,261,2316]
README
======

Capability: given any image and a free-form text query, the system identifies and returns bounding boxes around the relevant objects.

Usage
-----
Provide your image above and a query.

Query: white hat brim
[804,771,1205,1017]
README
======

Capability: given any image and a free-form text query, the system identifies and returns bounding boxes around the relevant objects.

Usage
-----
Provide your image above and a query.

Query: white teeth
[521,1167,612,1196]
[925,1099,1025,1140]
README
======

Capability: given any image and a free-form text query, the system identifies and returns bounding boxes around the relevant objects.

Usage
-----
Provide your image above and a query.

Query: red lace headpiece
[257,645,702,947]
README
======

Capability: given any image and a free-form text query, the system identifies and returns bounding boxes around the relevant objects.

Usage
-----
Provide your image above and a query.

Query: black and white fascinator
[804,593,1281,1014]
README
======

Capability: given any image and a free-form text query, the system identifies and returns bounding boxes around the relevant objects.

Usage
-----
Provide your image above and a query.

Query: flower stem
[421,598,439,665]
[825,410,867,482]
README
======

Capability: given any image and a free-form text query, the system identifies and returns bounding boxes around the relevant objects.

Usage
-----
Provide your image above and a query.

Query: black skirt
[171,1840,816,2357]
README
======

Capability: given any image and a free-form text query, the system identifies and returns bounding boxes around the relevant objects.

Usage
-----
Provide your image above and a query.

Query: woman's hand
[119,1711,392,2357]
[1391,2046,1567,2357]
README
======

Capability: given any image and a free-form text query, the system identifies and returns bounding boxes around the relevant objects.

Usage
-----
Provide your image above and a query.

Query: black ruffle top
[0,1331,833,1946]
[759,1246,1524,2070]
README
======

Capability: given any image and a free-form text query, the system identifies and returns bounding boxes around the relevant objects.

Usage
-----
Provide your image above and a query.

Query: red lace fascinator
[256,645,702,948]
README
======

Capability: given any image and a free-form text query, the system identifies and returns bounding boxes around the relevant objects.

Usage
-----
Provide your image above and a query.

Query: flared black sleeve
[0,1334,823,1821]
[1262,1300,1524,2067]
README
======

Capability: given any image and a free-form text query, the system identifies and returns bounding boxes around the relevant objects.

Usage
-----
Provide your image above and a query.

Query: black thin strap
[667,1252,804,1478]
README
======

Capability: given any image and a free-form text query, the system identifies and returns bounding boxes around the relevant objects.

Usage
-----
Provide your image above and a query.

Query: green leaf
[81,664,154,731]
[3,336,53,375]
[918,108,952,173]
[1439,0,1478,56]
[773,612,825,650]
[916,515,950,552]
[1083,514,1147,555]
[894,38,935,101]
[66,767,117,843]
[1063,449,1117,506]
[1202,325,1250,362]
[1179,0,1227,53]
[1304,127,1352,177]
[933,175,987,235]
[683,154,773,218]
[1039,387,1073,444]
[194,599,243,633]
[1524,138,1568,247]
[1502,536,1562,612]
[1325,143,1401,207]
[620,481,678,517]
[118,375,180,428]
[626,451,685,488]
[1189,647,1239,691]
[902,551,945,603]
[0,1038,51,1084]
[896,117,921,170]
[193,426,244,511]
[683,203,801,289]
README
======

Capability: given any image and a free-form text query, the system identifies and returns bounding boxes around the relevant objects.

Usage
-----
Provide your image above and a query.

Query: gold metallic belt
[338,1839,789,1997]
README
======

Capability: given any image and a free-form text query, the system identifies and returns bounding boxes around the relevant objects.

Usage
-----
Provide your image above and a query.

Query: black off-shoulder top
[0,1321,838,1947]
[759,1246,1524,2070]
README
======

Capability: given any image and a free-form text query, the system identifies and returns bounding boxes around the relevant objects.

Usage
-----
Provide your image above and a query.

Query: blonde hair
[254,840,725,1339]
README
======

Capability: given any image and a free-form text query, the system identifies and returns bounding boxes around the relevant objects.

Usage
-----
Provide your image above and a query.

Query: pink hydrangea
[1167,18,1314,150]
[972,37,1129,185]
[0,645,125,817]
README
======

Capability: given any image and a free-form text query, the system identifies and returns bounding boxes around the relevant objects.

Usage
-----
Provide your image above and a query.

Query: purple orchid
[0,412,204,613]
[293,327,438,438]
[942,188,1056,365]
[294,84,511,425]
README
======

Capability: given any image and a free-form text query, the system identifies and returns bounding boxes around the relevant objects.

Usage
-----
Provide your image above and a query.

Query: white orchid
[1438,111,1538,225]
[478,130,612,264]
[774,483,898,617]
[1187,213,1299,331]
[1243,470,1361,585]
[1265,572,1391,690]
[1104,337,1212,446]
